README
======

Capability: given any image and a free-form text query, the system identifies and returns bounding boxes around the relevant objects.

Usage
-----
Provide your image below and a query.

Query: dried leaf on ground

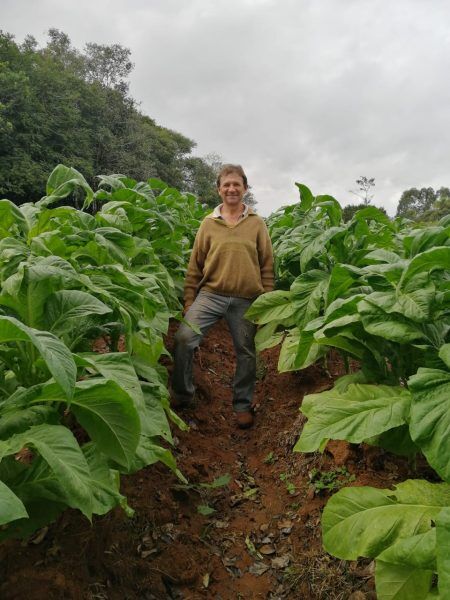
[213,520,229,529]
[259,544,276,555]
[249,562,270,576]
[271,555,290,569]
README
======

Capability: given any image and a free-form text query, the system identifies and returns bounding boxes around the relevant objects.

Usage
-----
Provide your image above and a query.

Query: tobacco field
[0,168,449,599]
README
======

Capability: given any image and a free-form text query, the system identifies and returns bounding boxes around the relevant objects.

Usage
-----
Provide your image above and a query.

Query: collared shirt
[212,203,249,220]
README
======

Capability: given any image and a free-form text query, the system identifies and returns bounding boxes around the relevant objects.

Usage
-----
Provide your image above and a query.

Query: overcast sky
[2,0,450,215]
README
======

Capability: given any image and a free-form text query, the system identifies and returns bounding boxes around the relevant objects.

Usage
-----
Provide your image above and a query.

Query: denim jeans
[172,290,257,413]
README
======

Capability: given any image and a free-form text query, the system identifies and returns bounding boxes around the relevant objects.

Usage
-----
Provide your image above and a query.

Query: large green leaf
[409,356,450,483]
[77,352,172,444]
[0,405,59,440]
[326,264,362,304]
[38,379,140,469]
[295,182,315,212]
[131,435,185,481]
[1,424,94,518]
[254,321,284,351]
[245,290,294,324]
[436,507,450,596]
[315,195,342,226]
[440,344,450,369]
[322,479,450,560]
[42,164,94,209]
[1,257,79,327]
[290,270,329,327]
[377,529,436,570]
[46,290,112,336]
[295,384,411,452]
[359,299,425,343]
[401,247,450,287]
[0,480,28,525]
[365,248,402,264]
[75,352,144,410]
[323,294,366,323]
[82,443,131,516]
[277,329,324,372]
[0,316,76,398]
[140,387,173,442]
[352,206,392,227]
[375,561,433,600]
[364,286,435,323]
[299,226,346,272]
[366,425,419,457]
[0,200,28,237]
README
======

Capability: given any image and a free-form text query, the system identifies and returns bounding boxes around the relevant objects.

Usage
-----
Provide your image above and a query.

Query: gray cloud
[2,0,450,215]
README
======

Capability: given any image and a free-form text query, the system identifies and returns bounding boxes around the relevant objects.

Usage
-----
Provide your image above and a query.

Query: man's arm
[183,224,207,310]
[257,221,275,292]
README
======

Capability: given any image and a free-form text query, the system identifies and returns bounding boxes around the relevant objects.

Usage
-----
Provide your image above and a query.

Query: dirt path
[1,321,413,599]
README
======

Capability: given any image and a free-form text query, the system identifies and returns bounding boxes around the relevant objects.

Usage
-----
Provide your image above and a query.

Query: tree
[349,176,375,205]
[421,187,450,222]
[84,42,134,90]
[395,187,448,220]
[0,30,219,205]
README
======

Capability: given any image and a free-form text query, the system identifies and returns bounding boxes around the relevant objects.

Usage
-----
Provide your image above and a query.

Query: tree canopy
[396,186,450,222]
[0,29,220,206]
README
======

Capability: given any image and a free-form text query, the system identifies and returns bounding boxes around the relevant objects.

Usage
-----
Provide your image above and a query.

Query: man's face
[217,173,247,208]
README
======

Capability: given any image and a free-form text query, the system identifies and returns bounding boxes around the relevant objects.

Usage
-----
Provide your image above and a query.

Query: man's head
[216,164,248,209]
[216,164,248,189]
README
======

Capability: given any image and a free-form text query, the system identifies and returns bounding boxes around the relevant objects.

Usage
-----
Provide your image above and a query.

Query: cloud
[2,0,450,215]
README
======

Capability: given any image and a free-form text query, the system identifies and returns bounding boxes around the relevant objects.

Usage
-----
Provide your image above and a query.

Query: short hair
[216,164,248,188]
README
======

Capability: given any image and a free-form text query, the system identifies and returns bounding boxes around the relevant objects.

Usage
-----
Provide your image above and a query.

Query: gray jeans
[172,290,257,413]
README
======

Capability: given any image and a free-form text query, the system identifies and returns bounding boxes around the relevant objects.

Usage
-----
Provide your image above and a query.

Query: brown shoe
[235,411,254,429]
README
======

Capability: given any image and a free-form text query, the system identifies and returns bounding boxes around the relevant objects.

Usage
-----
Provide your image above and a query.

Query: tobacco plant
[247,184,450,598]
[0,165,205,539]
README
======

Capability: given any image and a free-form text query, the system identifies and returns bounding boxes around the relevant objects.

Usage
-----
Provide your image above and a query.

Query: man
[172,164,274,429]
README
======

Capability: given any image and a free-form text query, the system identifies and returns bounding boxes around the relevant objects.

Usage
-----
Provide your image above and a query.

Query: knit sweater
[184,209,275,305]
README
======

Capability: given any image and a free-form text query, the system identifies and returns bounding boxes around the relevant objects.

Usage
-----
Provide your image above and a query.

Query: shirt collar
[212,203,249,219]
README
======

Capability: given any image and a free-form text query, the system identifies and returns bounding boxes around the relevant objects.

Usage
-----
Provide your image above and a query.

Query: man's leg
[172,291,228,403]
[225,297,257,415]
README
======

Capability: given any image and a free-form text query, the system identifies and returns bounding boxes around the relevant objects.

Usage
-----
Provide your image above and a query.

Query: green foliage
[0,165,207,540]
[0,30,218,206]
[308,466,355,494]
[295,384,412,453]
[279,472,297,495]
[255,181,450,598]
[396,186,450,222]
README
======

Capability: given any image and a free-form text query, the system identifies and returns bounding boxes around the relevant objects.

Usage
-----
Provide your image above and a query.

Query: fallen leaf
[249,562,269,576]
[202,573,210,588]
[259,523,270,532]
[259,544,276,555]
[230,494,244,507]
[213,520,229,529]
[271,555,290,569]
[277,520,293,530]
[243,488,258,498]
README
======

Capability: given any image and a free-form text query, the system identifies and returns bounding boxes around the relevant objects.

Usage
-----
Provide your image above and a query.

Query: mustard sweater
[184,210,275,305]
